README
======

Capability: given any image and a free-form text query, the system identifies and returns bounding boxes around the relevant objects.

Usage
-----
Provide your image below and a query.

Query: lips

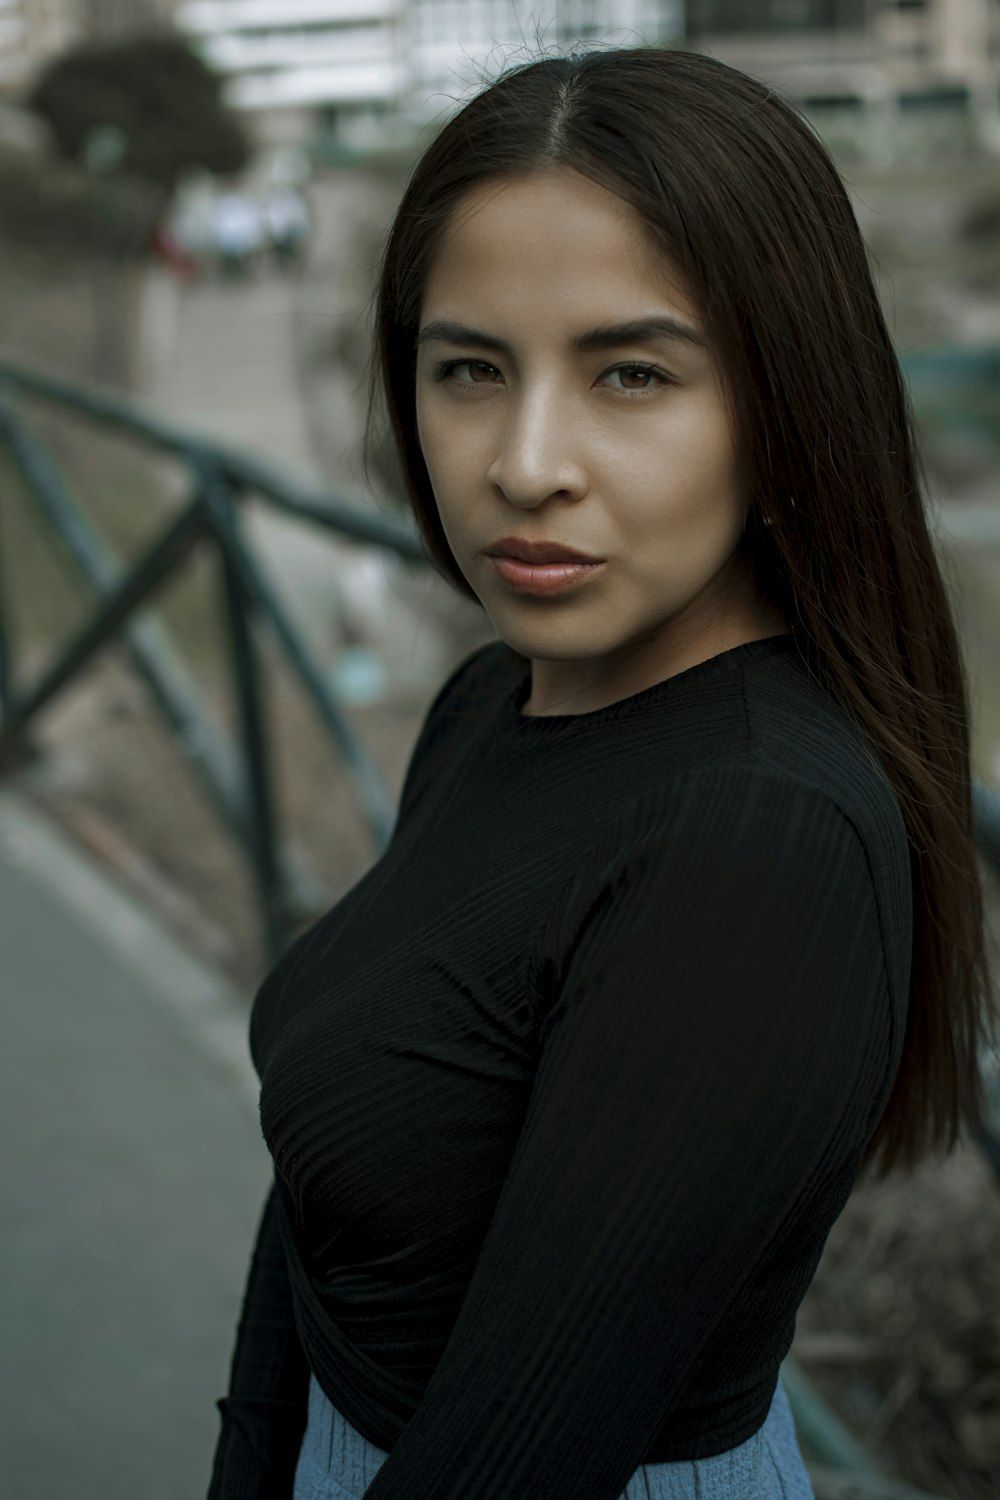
[487,554,605,597]
[486,538,602,564]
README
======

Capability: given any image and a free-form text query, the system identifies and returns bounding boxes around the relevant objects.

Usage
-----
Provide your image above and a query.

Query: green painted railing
[0,355,996,1499]
[0,359,426,964]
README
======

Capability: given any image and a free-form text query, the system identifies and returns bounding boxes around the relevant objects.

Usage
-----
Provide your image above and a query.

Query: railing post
[0,388,331,944]
[204,467,289,968]
[0,583,32,774]
[0,519,16,756]
[210,461,399,853]
[0,459,41,773]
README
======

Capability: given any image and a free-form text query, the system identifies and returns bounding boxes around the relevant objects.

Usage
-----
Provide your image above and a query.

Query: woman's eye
[431,358,670,393]
[435,359,503,385]
[602,363,670,393]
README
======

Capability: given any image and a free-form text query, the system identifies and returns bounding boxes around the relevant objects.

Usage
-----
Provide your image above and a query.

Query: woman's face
[414,167,787,716]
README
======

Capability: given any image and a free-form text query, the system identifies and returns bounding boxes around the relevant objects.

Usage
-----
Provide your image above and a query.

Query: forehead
[421,168,698,327]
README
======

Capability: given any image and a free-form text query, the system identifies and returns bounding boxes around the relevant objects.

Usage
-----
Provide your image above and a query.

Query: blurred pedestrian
[148,219,200,283]
[212,191,264,279]
[263,185,311,272]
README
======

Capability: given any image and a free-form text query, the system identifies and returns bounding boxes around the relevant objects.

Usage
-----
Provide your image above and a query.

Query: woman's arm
[206,1180,310,1500]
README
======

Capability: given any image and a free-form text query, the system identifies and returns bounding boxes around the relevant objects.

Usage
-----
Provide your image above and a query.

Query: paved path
[139,186,350,646]
[138,173,458,699]
[0,786,270,1500]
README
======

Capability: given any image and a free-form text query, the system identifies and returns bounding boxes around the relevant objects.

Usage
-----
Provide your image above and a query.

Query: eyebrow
[415,315,708,355]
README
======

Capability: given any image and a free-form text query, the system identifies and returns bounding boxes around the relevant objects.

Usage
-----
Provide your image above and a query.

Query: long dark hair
[365,45,998,1183]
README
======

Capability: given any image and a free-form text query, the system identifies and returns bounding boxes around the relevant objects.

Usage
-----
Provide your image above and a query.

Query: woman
[207,46,997,1500]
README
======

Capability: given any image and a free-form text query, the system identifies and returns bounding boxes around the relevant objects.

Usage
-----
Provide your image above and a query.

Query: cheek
[637,408,738,506]
[608,416,742,550]
[414,406,470,554]
[416,395,456,483]
[417,405,486,507]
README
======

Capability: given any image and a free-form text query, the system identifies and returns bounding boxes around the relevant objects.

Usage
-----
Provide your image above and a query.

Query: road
[0,786,270,1500]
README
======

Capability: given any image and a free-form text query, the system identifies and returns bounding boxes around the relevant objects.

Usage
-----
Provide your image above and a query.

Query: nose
[486,386,588,506]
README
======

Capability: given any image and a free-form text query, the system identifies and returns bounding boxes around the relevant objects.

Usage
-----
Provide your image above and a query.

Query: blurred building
[685,1,1000,108]
[2,0,998,147]
[169,0,1000,150]
[172,0,682,145]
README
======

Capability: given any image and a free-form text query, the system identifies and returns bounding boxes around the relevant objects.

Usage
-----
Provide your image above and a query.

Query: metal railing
[0,358,427,965]
[0,355,997,1499]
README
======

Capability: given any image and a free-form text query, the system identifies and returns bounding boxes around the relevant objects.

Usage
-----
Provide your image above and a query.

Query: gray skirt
[293,1370,815,1499]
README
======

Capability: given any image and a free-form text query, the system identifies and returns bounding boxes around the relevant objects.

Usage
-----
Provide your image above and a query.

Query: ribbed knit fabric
[207,632,913,1500]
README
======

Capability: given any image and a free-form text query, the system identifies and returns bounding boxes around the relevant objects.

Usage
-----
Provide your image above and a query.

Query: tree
[26,30,250,195]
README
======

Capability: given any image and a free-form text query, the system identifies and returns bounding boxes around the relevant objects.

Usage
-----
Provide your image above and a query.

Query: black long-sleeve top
[207,632,913,1500]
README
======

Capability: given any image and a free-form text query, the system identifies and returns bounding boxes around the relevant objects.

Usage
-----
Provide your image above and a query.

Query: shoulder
[585,653,913,1025]
[735,645,912,917]
[551,754,909,1042]
[583,756,885,897]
